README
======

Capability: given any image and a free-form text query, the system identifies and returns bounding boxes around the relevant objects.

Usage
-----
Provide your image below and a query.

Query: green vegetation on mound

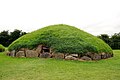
[8,24,113,54]
[0,44,5,52]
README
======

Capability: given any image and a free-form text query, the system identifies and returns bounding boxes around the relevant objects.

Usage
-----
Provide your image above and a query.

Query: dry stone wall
[7,45,113,61]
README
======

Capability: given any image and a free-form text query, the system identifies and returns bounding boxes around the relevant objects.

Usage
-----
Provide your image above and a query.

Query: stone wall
[7,45,113,61]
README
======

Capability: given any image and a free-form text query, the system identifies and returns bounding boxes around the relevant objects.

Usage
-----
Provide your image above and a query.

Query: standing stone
[36,45,42,56]
[16,51,25,57]
[26,50,38,58]
[49,48,53,54]
[10,50,16,57]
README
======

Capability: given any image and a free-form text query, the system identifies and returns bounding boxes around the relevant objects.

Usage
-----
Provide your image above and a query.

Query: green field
[0,50,120,80]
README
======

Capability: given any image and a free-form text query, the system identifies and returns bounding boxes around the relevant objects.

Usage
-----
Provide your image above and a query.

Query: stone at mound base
[36,45,42,55]
[7,46,113,61]
[85,53,101,60]
[65,55,78,60]
[40,52,51,58]
[26,50,38,58]
[52,53,65,59]
[69,54,78,58]
[101,53,113,59]
[10,50,15,57]
[80,56,92,61]
[16,51,25,57]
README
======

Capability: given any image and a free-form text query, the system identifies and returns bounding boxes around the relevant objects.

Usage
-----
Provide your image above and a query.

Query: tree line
[0,29,27,47]
[97,32,120,49]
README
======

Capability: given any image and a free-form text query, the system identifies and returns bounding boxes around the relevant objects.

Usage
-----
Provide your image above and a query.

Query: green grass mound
[0,44,5,52]
[8,24,113,54]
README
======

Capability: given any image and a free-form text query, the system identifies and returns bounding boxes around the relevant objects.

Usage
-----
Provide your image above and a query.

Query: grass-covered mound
[8,24,113,55]
[0,44,5,52]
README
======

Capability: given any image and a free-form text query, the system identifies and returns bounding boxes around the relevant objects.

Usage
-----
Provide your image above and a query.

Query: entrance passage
[42,46,50,53]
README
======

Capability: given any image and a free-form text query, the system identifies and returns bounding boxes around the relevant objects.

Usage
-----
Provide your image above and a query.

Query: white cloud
[0,0,120,35]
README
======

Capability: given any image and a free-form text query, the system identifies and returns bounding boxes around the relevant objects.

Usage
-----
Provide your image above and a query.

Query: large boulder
[70,54,78,58]
[16,51,25,57]
[10,50,16,57]
[36,45,42,54]
[26,50,38,58]
[92,53,101,60]
[65,55,78,60]
[101,53,107,59]
[85,52,101,60]
[52,53,65,59]
[80,56,92,61]
[40,52,51,58]
[101,53,113,59]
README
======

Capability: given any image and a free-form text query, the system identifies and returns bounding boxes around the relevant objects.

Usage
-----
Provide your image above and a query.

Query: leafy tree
[97,34,111,46]
[9,29,27,44]
[0,30,10,47]
[110,33,120,49]
[98,33,120,49]
[0,29,27,47]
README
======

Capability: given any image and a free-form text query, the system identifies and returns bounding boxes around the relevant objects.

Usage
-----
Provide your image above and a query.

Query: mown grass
[8,24,112,54]
[0,50,120,80]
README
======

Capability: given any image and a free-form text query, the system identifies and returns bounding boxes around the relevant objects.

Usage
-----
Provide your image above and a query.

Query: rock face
[16,51,25,57]
[7,45,113,61]
[26,50,38,58]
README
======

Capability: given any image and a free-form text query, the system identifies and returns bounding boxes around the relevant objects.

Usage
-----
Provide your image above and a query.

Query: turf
[0,50,120,80]
[8,24,112,54]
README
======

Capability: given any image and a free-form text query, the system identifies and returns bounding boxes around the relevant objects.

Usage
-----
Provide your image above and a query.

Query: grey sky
[0,0,120,36]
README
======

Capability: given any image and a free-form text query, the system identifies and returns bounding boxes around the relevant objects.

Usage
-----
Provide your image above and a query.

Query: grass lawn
[0,50,120,80]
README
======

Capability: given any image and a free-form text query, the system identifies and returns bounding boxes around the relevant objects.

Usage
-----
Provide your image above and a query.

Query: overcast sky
[0,0,120,36]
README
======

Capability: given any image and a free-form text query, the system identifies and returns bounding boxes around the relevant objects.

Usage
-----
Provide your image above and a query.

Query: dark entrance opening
[42,46,50,53]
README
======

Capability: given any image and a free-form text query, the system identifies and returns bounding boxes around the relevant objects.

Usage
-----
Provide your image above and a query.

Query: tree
[110,33,120,49]
[9,29,27,44]
[0,30,10,47]
[98,33,120,49]
[97,34,111,46]
[0,29,27,47]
